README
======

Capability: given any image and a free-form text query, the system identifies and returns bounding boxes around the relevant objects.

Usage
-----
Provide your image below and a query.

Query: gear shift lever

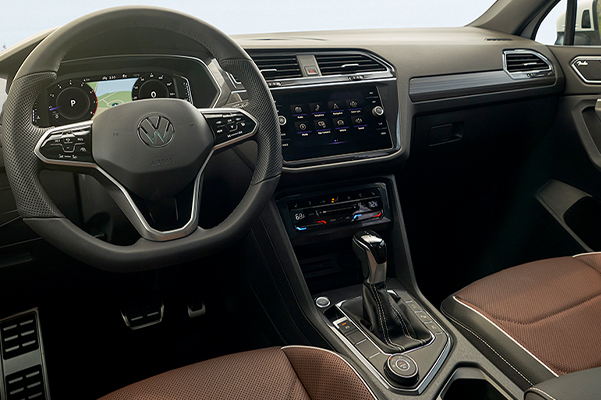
[342,230,432,355]
[352,230,387,285]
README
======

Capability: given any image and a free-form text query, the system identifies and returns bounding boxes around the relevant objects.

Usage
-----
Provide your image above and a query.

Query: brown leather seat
[98,346,377,400]
[441,252,601,389]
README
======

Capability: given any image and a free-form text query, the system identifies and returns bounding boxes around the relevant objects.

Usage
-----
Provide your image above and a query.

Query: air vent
[315,53,387,76]
[1,313,40,360]
[505,52,550,72]
[248,53,302,80]
[5,365,46,400]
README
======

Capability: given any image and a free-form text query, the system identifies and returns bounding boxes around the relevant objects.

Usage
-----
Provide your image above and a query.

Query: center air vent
[248,53,302,80]
[315,53,387,76]
[505,51,551,73]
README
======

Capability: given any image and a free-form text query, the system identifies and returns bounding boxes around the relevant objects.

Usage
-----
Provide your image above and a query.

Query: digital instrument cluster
[34,72,192,127]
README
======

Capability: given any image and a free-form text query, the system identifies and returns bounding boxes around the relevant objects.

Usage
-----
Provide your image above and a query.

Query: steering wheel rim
[2,6,282,271]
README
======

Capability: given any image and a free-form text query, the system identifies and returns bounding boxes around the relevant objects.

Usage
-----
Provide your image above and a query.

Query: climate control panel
[277,183,392,244]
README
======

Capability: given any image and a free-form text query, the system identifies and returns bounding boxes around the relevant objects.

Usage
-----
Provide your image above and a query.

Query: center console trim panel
[329,290,451,394]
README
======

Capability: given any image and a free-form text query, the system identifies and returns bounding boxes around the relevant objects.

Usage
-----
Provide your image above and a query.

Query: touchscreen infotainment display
[273,85,393,162]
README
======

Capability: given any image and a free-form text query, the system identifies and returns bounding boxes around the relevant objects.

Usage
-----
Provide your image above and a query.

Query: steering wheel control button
[385,355,419,385]
[38,124,94,164]
[204,109,258,149]
[315,296,331,308]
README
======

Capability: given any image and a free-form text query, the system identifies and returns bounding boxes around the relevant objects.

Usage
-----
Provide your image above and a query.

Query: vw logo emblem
[137,115,175,148]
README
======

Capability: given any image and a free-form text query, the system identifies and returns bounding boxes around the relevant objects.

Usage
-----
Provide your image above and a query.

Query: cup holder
[437,367,513,400]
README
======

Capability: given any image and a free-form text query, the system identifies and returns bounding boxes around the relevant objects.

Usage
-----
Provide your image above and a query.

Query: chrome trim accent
[198,107,259,150]
[332,293,451,395]
[121,303,165,330]
[34,120,212,242]
[410,71,514,97]
[232,77,397,94]
[570,56,601,84]
[352,234,387,285]
[281,345,379,400]
[503,49,554,80]
[452,296,558,377]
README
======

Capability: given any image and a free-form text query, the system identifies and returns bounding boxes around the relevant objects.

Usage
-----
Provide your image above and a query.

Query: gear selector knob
[352,230,387,285]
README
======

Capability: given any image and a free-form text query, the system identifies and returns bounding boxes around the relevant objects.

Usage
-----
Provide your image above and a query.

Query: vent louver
[315,53,387,75]
[505,52,550,72]
[5,365,46,400]
[1,313,39,360]
[248,54,302,80]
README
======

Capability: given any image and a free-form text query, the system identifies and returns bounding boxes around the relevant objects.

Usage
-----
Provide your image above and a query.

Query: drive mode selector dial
[48,79,97,123]
[131,73,176,100]
[384,354,419,386]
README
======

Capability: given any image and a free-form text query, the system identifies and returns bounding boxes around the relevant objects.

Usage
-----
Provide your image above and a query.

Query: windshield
[2,0,496,51]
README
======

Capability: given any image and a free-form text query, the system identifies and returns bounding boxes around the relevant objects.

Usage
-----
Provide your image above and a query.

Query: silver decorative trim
[281,345,379,400]
[452,296,559,377]
[233,77,397,94]
[503,49,554,80]
[410,71,515,97]
[331,292,451,395]
[34,120,211,242]
[570,56,601,84]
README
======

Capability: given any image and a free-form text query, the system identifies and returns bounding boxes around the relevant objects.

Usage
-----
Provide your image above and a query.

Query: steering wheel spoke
[200,107,258,151]
[91,161,207,242]
[35,120,95,168]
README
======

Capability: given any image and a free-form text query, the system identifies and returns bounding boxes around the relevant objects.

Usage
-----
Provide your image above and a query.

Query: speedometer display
[35,71,190,127]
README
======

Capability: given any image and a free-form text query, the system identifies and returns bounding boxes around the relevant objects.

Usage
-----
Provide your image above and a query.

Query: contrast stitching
[527,387,558,400]
[441,307,535,386]
[370,284,403,352]
[388,296,425,345]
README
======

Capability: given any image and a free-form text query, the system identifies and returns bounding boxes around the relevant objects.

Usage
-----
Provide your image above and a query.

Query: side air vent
[5,365,46,400]
[1,313,39,360]
[315,53,387,76]
[248,53,302,80]
[505,51,551,73]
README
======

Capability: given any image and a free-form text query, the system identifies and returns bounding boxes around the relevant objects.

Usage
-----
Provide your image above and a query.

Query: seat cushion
[442,253,601,387]
[98,346,376,400]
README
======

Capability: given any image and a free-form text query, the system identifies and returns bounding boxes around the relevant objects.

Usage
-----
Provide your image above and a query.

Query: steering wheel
[2,7,282,272]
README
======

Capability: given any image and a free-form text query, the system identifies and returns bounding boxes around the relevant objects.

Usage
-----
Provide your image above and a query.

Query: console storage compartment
[438,367,514,400]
